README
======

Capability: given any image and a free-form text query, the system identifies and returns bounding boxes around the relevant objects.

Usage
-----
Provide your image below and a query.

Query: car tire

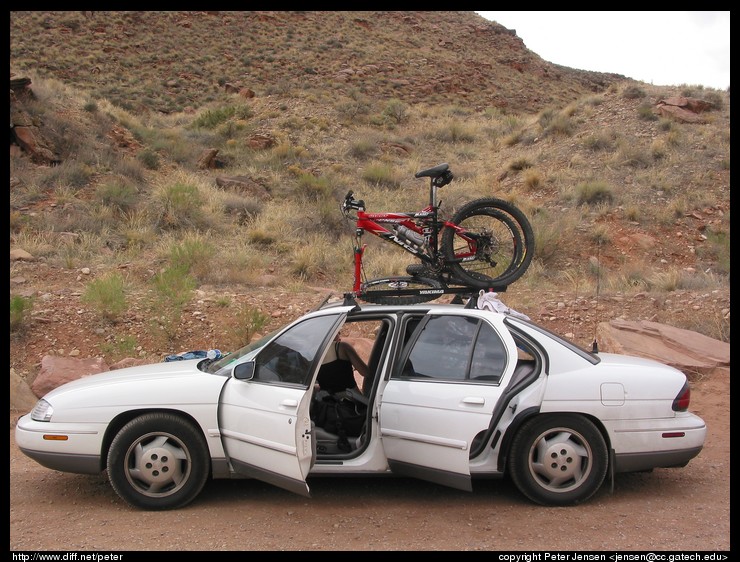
[107,412,210,510]
[508,414,608,506]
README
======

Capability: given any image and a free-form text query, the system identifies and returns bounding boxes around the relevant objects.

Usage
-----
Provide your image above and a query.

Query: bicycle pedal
[405,264,429,276]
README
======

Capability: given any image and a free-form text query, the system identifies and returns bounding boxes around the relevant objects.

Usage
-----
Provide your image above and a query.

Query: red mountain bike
[340,163,535,304]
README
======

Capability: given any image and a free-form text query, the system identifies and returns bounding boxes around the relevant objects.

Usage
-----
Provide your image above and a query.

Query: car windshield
[200,328,281,376]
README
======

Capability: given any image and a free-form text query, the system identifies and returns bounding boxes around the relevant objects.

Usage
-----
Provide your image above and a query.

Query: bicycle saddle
[415,163,449,179]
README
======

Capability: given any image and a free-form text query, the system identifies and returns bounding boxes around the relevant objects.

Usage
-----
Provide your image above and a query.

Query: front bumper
[15,414,106,474]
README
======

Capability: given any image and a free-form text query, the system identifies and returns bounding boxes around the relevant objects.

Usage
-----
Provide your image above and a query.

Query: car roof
[314,296,496,316]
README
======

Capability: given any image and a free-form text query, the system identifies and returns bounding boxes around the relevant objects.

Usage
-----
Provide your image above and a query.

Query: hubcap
[125,434,189,497]
[529,429,591,492]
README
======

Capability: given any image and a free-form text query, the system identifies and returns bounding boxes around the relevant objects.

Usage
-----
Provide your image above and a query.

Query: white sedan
[15,299,706,510]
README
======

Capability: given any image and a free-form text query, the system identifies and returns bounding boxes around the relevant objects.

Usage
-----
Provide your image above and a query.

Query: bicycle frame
[349,198,478,294]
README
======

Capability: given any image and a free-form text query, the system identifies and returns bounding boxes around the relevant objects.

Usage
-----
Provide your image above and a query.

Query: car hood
[39,359,230,417]
[44,359,207,394]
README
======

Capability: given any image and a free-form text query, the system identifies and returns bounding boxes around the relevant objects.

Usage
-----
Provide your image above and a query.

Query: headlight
[31,399,54,422]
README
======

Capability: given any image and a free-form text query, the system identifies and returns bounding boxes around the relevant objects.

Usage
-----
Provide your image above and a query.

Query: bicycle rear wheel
[441,198,534,289]
[359,276,442,305]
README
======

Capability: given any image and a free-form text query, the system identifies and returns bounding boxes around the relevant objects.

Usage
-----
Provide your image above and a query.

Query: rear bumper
[607,412,706,473]
[613,445,703,473]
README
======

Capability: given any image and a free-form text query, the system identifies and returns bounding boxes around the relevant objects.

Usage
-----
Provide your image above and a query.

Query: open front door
[219,311,349,496]
[379,313,508,491]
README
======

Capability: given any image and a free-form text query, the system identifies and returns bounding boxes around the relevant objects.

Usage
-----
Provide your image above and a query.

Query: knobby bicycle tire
[441,198,534,289]
[358,276,442,305]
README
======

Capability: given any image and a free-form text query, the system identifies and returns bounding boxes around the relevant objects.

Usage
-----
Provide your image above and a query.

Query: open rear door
[379,313,508,491]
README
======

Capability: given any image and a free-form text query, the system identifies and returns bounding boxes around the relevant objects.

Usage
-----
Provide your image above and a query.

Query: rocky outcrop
[10,76,61,165]
[30,355,109,398]
[10,368,39,415]
[197,148,223,169]
[655,96,713,123]
[596,319,730,378]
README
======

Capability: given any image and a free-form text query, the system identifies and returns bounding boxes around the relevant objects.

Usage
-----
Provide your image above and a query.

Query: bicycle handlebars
[342,191,365,214]
[342,164,454,216]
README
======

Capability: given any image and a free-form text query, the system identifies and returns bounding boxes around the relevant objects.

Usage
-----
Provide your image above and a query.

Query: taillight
[672,380,691,412]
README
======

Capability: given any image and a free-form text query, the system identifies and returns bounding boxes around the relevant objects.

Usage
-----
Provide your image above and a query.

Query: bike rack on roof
[338,284,505,310]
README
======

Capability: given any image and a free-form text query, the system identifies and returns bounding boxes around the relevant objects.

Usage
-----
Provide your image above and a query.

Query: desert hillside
[10,11,730,375]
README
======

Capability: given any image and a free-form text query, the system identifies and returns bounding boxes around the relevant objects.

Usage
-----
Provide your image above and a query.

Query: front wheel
[107,412,210,510]
[359,276,442,305]
[442,198,534,289]
[508,414,609,506]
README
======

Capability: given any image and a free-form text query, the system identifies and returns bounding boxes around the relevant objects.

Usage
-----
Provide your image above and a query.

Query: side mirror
[233,361,255,381]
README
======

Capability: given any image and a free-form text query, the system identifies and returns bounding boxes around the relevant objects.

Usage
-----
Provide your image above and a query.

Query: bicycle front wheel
[441,198,534,289]
[359,276,443,305]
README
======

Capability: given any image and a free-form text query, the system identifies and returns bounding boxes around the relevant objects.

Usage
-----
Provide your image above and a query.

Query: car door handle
[462,397,485,406]
[280,399,299,408]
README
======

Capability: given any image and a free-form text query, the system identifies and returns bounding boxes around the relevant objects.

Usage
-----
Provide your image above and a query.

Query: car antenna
[311,292,334,312]
[591,240,601,354]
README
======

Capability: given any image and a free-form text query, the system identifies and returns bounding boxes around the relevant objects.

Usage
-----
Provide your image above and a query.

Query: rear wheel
[442,198,534,289]
[508,414,608,506]
[359,276,442,305]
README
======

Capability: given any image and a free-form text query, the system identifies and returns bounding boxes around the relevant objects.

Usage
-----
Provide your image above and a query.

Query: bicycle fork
[352,231,366,294]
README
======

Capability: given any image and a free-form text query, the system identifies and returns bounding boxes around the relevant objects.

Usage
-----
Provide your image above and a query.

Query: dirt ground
[9,366,729,552]
[9,259,731,552]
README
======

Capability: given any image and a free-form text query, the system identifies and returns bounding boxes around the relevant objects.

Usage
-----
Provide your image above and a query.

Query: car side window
[401,315,476,381]
[469,321,507,382]
[254,315,338,385]
[399,315,507,383]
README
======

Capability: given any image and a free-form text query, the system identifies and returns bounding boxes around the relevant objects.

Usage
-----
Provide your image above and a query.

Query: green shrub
[10,295,34,333]
[295,173,331,201]
[152,181,207,230]
[432,120,476,143]
[348,138,378,160]
[190,104,253,129]
[637,103,658,121]
[696,222,730,275]
[96,179,138,212]
[362,163,401,188]
[223,304,271,350]
[146,263,197,344]
[522,169,542,191]
[382,98,409,124]
[701,91,724,110]
[615,144,653,169]
[152,264,197,307]
[508,158,533,172]
[622,85,646,99]
[82,272,127,322]
[537,108,558,129]
[137,148,160,170]
[583,131,616,151]
[575,181,614,206]
[99,334,139,362]
[544,113,576,137]
[168,235,215,282]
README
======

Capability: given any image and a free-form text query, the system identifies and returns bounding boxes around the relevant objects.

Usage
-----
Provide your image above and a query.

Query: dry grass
[9,11,730,343]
